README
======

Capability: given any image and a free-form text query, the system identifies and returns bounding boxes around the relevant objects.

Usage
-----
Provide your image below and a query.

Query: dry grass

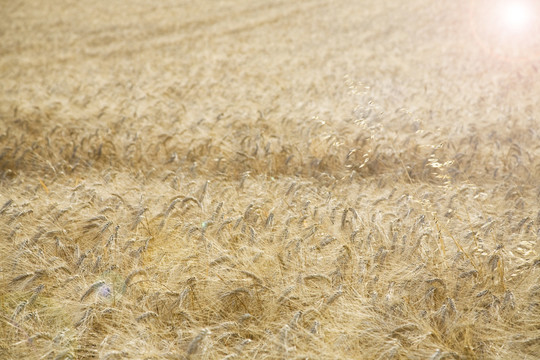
[1,0,540,359]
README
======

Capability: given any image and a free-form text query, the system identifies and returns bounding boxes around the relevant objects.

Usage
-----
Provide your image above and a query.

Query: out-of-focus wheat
[1,0,540,358]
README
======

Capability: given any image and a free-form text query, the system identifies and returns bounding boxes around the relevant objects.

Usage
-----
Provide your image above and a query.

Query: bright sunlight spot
[498,1,534,32]
[470,0,540,61]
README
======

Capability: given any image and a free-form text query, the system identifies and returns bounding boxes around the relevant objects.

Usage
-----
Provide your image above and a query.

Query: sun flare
[470,0,540,61]
[499,1,534,32]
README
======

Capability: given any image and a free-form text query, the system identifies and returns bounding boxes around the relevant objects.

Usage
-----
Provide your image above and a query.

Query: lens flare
[469,0,540,62]
[499,1,533,32]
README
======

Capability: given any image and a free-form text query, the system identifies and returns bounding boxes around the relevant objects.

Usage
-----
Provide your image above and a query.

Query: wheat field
[1,0,540,359]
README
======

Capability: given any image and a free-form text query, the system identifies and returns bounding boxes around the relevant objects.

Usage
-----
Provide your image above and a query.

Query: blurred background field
[1,0,540,358]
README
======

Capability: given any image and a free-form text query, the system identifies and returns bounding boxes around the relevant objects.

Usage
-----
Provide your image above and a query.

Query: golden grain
[80,280,106,302]
[1,0,539,358]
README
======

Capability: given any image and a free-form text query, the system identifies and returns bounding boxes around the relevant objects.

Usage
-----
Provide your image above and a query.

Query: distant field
[1,0,540,358]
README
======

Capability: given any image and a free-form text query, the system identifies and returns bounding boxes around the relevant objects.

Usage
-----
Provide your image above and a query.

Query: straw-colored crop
[1,0,539,358]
